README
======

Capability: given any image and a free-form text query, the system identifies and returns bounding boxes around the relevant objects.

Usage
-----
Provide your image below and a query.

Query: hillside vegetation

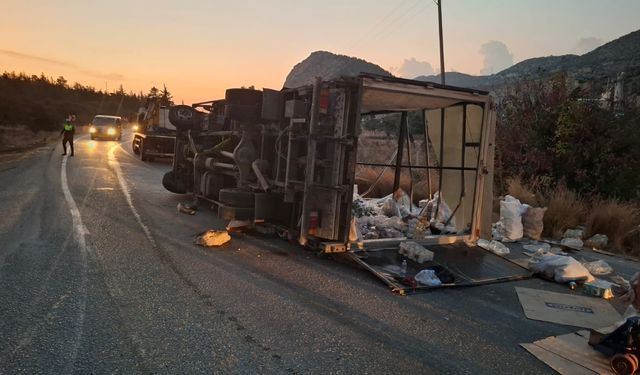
[0,72,142,133]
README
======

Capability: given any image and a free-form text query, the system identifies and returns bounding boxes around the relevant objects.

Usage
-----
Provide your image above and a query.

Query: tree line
[0,71,172,131]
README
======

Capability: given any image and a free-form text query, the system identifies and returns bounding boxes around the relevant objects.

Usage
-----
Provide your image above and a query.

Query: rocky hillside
[415,29,640,95]
[283,51,392,88]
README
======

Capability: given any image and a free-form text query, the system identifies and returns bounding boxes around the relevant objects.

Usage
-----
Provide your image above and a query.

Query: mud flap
[347,243,532,295]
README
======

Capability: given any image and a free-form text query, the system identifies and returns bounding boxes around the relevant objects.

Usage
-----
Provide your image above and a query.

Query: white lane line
[60,155,89,373]
[108,144,156,246]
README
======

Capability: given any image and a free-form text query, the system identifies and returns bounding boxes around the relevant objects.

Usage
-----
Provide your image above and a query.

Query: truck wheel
[162,171,187,194]
[611,354,637,375]
[219,188,255,208]
[140,140,148,161]
[132,139,140,155]
[225,88,263,106]
[169,105,197,131]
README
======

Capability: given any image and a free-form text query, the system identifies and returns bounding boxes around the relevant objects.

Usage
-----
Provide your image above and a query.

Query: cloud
[0,49,124,81]
[479,41,513,75]
[390,58,436,78]
[573,37,604,55]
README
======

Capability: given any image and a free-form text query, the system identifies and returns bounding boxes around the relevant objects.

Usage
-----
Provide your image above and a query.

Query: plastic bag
[477,239,510,255]
[423,191,456,232]
[529,253,594,283]
[581,259,613,276]
[500,195,523,242]
[522,207,546,240]
[382,189,411,218]
[414,269,442,287]
[523,242,551,253]
[399,241,434,263]
[560,237,583,249]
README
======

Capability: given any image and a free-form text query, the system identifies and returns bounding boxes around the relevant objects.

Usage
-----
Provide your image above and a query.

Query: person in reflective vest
[60,117,75,156]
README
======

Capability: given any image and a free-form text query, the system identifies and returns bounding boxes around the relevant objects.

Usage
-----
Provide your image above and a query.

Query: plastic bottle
[401,259,408,276]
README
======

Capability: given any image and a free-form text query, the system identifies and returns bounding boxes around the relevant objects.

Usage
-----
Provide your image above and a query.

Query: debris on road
[496,195,525,242]
[528,251,594,283]
[226,220,252,233]
[177,202,197,215]
[477,238,510,255]
[583,279,615,299]
[414,269,442,287]
[398,241,434,263]
[581,259,614,276]
[521,330,614,375]
[585,234,609,250]
[522,206,547,240]
[515,287,621,329]
[194,230,231,247]
[612,272,640,310]
[561,228,584,248]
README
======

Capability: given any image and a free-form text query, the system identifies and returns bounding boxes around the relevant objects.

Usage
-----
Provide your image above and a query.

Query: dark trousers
[62,135,74,155]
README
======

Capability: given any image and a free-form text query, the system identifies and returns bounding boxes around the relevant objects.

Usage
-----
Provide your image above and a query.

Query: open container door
[349,75,530,294]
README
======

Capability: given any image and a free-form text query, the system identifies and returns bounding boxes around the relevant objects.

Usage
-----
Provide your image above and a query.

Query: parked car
[89,115,122,140]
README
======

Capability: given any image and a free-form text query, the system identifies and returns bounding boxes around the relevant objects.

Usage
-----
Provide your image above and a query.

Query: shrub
[506,176,540,206]
[585,199,640,251]
[542,184,586,239]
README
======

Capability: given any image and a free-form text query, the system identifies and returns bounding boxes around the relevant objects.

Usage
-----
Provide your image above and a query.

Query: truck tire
[140,139,154,161]
[169,105,197,131]
[132,138,140,155]
[224,104,262,123]
[162,171,187,194]
[219,188,254,208]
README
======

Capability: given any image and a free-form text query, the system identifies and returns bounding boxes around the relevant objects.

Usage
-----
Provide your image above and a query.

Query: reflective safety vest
[64,123,73,132]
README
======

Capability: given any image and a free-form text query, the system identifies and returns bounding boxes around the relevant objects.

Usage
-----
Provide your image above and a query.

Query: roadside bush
[585,199,640,250]
[506,176,540,206]
[542,184,586,239]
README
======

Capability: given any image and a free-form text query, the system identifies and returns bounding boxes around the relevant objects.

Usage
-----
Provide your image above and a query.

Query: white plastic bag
[399,241,434,263]
[500,195,524,242]
[581,259,613,276]
[529,253,595,283]
[561,237,583,249]
[415,269,442,287]
[477,239,510,255]
[423,191,456,232]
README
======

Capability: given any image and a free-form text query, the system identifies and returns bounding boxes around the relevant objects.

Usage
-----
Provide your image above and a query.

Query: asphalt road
[0,130,632,374]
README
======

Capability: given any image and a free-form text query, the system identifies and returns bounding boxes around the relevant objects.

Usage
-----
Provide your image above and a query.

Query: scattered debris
[414,269,442,287]
[515,287,622,329]
[194,230,231,247]
[528,252,594,283]
[591,317,640,375]
[477,239,510,255]
[522,330,613,375]
[611,272,640,310]
[585,234,609,250]
[583,279,615,299]
[563,228,584,240]
[399,241,434,263]
[226,220,252,232]
[422,191,456,233]
[382,188,411,219]
[177,202,197,215]
[561,237,584,249]
[523,206,547,240]
[523,242,551,253]
[498,195,525,242]
[581,259,614,276]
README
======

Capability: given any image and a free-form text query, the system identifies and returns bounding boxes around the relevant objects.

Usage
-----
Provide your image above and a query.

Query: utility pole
[437,0,445,85]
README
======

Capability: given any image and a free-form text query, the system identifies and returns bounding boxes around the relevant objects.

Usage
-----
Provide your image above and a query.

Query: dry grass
[0,125,58,152]
[585,199,640,251]
[542,184,586,239]
[506,176,541,206]
[355,166,437,203]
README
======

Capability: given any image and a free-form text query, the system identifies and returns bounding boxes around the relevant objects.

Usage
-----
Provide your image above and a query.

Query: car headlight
[89,126,96,133]
[132,125,139,131]
[107,127,116,135]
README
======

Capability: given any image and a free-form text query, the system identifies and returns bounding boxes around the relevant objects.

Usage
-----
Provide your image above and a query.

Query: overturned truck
[162,74,529,294]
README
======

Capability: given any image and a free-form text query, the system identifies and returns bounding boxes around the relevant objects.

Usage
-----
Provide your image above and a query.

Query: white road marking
[108,144,156,246]
[60,155,89,373]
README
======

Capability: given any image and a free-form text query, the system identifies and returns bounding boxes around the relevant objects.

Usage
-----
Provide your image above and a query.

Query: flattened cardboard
[516,287,621,329]
[522,331,614,375]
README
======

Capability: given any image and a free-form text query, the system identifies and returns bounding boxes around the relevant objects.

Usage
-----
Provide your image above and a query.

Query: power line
[346,0,415,50]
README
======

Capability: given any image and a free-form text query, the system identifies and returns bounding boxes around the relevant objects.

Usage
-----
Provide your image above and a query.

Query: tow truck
[132,98,178,161]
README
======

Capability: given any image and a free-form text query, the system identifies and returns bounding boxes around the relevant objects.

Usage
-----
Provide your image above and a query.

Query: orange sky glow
[1,0,638,105]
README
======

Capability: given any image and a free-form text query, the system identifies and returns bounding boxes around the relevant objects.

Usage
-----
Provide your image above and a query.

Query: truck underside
[162,74,530,293]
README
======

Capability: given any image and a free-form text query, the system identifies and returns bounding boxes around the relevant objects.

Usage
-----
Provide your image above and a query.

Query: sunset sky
[1,0,639,104]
